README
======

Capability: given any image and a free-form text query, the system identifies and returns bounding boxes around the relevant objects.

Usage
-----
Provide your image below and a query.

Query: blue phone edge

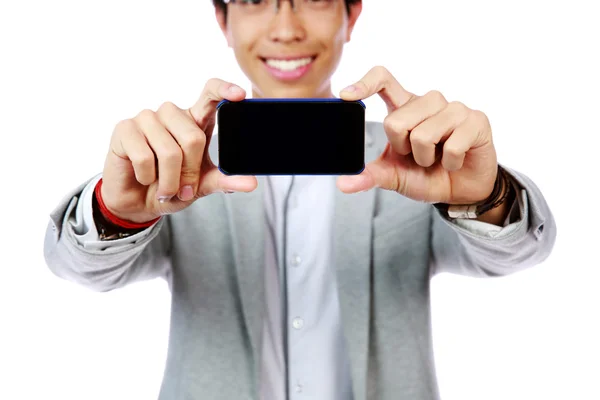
[217,163,366,177]
[216,98,366,110]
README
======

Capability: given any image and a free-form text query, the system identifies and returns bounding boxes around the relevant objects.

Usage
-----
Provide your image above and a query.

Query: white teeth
[265,57,313,71]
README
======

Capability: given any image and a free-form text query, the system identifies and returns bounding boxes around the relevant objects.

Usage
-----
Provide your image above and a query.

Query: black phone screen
[216,100,365,175]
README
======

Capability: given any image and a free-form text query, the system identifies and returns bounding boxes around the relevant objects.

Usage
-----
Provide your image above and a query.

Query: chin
[253,83,330,99]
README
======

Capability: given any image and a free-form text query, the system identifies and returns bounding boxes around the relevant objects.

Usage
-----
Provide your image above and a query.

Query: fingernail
[178,185,194,201]
[158,195,172,203]
[342,85,356,93]
[229,85,243,94]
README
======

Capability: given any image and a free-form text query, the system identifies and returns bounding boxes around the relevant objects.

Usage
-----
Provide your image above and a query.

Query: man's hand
[338,66,499,207]
[101,78,258,224]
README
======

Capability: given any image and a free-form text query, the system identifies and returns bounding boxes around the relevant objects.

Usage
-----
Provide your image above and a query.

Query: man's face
[216,0,362,98]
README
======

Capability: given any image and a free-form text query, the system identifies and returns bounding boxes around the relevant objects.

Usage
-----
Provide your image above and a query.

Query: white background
[1,0,599,399]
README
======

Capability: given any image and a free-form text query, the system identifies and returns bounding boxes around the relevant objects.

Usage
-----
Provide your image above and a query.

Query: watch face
[92,193,129,241]
[447,205,479,219]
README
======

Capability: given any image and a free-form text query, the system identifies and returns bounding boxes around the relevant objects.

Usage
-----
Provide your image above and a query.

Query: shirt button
[290,254,302,267]
[295,384,303,393]
[292,317,304,330]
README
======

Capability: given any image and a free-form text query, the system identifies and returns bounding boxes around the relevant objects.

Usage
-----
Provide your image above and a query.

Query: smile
[265,57,314,71]
[261,56,316,81]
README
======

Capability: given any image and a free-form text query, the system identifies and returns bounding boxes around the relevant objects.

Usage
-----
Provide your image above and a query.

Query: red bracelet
[94,178,160,230]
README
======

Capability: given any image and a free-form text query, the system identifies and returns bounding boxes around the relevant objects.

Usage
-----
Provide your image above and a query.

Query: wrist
[434,165,515,222]
[474,179,515,225]
[93,179,160,240]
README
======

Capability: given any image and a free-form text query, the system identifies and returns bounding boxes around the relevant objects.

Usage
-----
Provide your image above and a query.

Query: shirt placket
[284,176,311,397]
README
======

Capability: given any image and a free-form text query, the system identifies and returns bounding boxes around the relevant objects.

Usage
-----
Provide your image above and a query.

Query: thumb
[198,167,258,195]
[336,160,396,194]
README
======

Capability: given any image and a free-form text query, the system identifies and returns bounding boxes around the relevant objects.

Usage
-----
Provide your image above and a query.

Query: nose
[267,0,306,43]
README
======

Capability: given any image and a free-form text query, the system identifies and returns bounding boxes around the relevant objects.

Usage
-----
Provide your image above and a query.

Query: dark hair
[212,0,361,16]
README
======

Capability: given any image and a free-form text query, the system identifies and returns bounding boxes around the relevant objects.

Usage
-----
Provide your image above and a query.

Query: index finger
[340,66,415,112]
[188,78,246,131]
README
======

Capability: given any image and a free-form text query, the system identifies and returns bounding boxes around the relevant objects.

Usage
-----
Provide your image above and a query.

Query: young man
[43,0,557,399]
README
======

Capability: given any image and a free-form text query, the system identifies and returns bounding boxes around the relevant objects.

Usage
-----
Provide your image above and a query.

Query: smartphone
[216,98,366,175]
